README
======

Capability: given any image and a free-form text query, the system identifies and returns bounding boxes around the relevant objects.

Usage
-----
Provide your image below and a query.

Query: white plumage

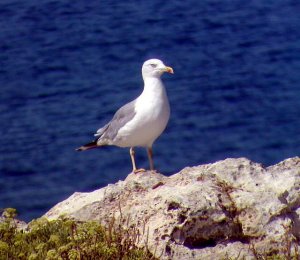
[77,59,173,173]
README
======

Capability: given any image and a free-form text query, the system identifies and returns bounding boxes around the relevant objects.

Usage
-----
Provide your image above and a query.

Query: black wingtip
[75,141,98,152]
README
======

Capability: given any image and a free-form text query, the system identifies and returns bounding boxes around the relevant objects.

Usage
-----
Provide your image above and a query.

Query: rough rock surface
[45,157,300,259]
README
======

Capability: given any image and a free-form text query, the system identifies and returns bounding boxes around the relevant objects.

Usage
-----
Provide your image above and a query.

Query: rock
[44,157,300,259]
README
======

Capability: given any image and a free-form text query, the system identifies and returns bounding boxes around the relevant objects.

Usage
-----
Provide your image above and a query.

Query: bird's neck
[142,77,165,96]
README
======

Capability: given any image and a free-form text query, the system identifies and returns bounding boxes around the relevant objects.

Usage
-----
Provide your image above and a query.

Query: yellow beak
[164,66,174,74]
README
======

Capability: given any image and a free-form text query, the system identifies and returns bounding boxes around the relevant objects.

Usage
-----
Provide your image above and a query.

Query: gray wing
[94,99,137,142]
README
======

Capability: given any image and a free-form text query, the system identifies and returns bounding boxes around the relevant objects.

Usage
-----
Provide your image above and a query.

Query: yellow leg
[147,147,155,171]
[130,147,145,174]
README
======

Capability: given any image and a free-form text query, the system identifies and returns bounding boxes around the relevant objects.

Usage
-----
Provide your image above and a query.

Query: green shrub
[0,208,155,260]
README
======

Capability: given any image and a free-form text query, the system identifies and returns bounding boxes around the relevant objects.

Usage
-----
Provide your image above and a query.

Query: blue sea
[0,0,299,222]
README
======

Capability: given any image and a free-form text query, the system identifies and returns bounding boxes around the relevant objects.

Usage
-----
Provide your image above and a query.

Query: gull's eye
[150,63,157,68]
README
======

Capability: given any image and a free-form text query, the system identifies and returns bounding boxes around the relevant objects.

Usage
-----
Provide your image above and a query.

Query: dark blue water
[0,0,299,221]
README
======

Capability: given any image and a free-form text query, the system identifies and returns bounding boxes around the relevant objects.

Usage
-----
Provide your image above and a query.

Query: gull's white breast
[115,79,170,147]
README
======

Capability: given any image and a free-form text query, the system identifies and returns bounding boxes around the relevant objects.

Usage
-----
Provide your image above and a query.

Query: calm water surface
[0,0,299,221]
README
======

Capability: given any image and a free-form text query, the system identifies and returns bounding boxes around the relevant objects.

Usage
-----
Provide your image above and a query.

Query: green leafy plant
[0,208,155,260]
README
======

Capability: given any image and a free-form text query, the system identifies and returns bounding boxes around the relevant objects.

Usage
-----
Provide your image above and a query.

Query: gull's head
[142,59,174,79]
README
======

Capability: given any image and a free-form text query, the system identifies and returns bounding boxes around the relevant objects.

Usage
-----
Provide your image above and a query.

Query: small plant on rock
[0,208,155,260]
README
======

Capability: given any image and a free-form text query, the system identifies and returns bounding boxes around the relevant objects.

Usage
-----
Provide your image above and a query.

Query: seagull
[76,59,173,173]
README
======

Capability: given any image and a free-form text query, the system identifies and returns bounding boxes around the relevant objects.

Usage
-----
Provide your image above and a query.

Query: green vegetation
[0,208,155,260]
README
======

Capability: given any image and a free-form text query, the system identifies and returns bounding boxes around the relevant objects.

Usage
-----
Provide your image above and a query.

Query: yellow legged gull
[76,59,174,173]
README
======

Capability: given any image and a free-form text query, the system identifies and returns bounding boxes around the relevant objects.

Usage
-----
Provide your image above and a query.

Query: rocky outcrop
[45,157,300,259]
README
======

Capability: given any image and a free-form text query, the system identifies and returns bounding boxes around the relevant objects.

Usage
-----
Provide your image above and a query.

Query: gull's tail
[76,140,98,151]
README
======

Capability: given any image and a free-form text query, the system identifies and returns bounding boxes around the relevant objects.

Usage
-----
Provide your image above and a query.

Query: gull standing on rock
[76,59,174,173]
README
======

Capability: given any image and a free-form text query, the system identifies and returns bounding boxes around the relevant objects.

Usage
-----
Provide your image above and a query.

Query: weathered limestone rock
[45,157,300,259]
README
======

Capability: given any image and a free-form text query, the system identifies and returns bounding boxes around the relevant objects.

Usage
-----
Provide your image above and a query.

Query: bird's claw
[133,168,146,174]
